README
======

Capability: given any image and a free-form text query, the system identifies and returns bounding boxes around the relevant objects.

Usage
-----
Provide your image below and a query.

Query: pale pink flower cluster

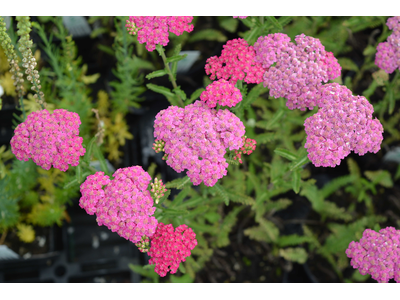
[205,38,265,85]
[254,33,341,111]
[375,16,400,74]
[304,83,383,167]
[148,223,197,277]
[200,79,242,108]
[126,16,194,52]
[346,227,400,283]
[153,101,245,186]
[10,109,85,172]
[79,167,158,244]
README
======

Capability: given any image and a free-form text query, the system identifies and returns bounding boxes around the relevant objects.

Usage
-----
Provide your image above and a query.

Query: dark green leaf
[146,84,175,98]
[292,169,301,194]
[274,148,298,161]
[166,54,187,63]
[266,16,283,30]
[146,69,168,80]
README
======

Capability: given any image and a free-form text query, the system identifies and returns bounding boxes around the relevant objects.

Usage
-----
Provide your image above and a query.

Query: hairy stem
[158,46,184,107]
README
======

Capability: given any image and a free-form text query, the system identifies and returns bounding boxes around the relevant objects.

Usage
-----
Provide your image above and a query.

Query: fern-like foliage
[109,16,154,114]
[0,177,20,231]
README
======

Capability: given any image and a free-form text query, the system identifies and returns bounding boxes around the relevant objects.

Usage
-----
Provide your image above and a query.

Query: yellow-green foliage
[16,223,35,243]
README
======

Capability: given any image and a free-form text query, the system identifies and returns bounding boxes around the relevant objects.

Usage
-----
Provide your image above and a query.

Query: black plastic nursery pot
[0,188,144,283]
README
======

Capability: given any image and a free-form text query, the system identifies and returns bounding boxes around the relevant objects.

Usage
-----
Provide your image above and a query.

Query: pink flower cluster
[10,109,85,172]
[205,38,265,85]
[234,136,257,164]
[375,16,400,74]
[254,33,341,111]
[126,16,194,52]
[79,167,158,243]
[304,83,383,167]
[346,227,400,283]
[148,223,197,277]
[200,79,242,108]
[153,101,245,186]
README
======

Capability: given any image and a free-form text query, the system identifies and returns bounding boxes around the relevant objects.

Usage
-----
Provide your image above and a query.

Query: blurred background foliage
[0,16,400,283]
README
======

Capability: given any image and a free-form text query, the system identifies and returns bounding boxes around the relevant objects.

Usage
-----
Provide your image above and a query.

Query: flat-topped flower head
[10,109,86,172]
[254,33,341,111]
[79,167,158,244]
[126,16,194,52]
[154,101,245,186]
[304,83,383,167]
[205,38,265,85]
[375,16,400,74]
[346,226,400,283]
[200,79,242,108]
[148,223,197,277]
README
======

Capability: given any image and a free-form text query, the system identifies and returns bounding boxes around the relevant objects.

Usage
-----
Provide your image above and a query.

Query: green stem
[158,46,184,107]
[32,79,45,110]
[19,96,26,121]
[259,16,264,24]
[80,160,98,173]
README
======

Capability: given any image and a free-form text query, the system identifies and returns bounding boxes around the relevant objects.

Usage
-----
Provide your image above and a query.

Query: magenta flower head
[126,16,194,52]
[304,83,384,167]
[79,166,158,244]
[148,223,197,277]
[254,33,341,111]
[153,101,245,186]
[205,38,265,85]
[10,109,86,172]
[375,16,400,74]
[79,171,111,215]
[346,227,400,283]
[200,79,242,108]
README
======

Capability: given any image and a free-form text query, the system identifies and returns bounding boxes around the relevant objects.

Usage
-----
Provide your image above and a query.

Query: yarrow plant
[205,38,265,85]
[79,166,158,243]
[148,223,197,277]
[153,101,245,186]
[125,16,194,52]
[375,16,400,73]
[254,33,341,110]
[10,109,86,172]
[2,16,397,283]
[304,83,384,167]
[346,227,400,283]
